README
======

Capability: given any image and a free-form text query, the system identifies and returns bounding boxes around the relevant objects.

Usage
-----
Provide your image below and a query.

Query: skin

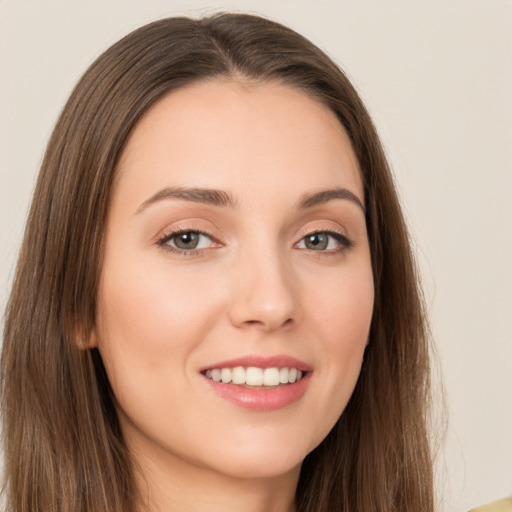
[92,79,374,512]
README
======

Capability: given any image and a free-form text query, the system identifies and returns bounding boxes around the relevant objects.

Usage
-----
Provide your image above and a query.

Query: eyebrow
[136,185,364,214]
[136,186,237,214]
[298,188,365,212]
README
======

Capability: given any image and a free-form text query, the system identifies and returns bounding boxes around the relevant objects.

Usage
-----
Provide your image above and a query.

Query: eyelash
[297,229,354,254]
[157,228,217,256]
[156,228,354,256]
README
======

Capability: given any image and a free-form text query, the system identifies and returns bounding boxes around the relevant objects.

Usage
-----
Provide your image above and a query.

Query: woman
[1,13,434,512]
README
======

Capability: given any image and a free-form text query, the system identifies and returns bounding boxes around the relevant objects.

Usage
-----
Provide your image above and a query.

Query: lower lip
[203,373,311,411]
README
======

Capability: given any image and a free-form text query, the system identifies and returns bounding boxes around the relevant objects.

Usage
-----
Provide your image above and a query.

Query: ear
[74,324,98,350]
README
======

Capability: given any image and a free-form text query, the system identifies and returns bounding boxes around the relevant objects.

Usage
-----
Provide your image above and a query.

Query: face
[93,80,374,483]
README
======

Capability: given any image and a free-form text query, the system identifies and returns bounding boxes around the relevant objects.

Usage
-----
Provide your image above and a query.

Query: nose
[228,248,301,332]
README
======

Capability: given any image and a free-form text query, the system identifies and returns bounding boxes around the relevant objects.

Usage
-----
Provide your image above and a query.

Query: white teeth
[246,367,263,386]
[204,366,305,387]
[263,368,280,386]
[231,366,245,384]
[221,368,232,384]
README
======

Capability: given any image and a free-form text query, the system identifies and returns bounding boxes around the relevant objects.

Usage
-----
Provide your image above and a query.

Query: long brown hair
[1,13,434,511]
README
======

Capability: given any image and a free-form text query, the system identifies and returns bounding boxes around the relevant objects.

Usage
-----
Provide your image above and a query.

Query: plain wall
[1,1,511,510]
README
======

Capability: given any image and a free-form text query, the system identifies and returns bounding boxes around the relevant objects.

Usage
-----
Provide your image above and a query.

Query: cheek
[303,262,374,435]
[94,256,223,399]
[98,254,218,341]
[330,269,373,373]
[311,259,374,350]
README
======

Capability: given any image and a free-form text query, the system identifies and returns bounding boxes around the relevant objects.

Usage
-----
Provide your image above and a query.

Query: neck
[131,442,300,512]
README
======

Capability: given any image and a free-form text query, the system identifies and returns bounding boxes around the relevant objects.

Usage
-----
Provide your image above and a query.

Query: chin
[197,431,315,481]
[211,453,304,482]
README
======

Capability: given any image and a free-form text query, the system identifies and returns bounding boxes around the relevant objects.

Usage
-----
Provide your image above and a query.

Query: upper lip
[200,354,313,372]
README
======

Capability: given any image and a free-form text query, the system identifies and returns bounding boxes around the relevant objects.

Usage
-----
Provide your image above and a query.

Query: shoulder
[469,498,512,512]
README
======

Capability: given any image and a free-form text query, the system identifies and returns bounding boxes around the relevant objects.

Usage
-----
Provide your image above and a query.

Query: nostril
[240,317,295,331]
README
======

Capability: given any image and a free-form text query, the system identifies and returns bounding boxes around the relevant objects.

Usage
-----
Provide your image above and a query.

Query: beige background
[1,1,511,510]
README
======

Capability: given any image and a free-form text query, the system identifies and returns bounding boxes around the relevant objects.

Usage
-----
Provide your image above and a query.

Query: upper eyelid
[160,226,212,237]
[157,228,216,245]
[157,226,347,239]
[155,225,349,240]
[296,230,352,246]
[297,224,351,241]
[154,222,354,249]
[300,226,345,237]
[156,223,217,241]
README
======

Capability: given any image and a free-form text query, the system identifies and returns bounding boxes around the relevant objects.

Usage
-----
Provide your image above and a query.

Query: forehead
[115,79,363,208]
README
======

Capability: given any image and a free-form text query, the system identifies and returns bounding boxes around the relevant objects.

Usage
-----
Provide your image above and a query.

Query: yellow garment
[469,498,512,512]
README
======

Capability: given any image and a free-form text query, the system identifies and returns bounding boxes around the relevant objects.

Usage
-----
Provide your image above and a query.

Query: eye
[158,230,215,252]
[296,231,352,252]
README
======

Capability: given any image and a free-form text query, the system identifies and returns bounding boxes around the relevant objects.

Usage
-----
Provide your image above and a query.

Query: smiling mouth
[202,366,306,388]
